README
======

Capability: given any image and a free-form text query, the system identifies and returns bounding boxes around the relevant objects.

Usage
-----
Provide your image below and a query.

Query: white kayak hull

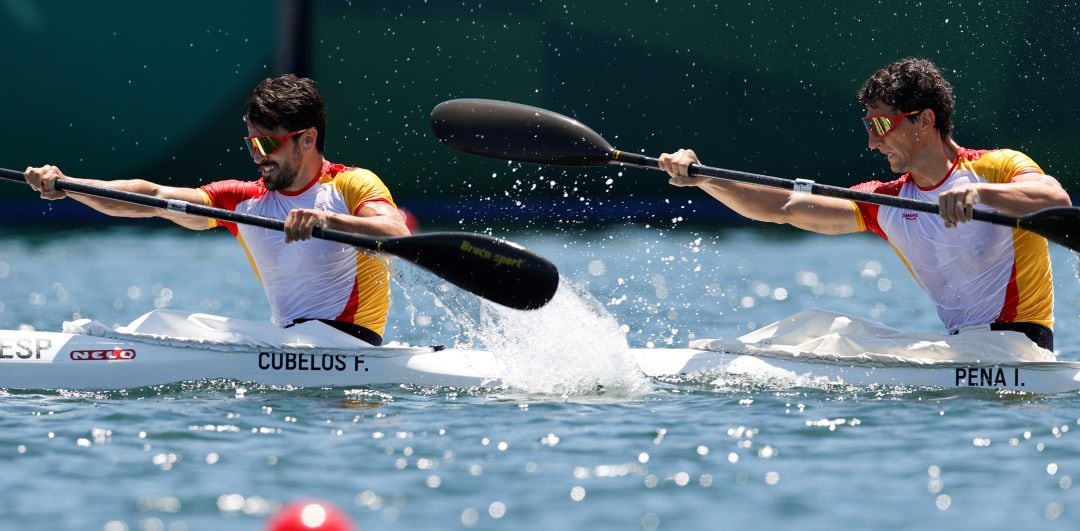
[634,349,1080,394]
[0,330,504,389]
[3,327,1080,393]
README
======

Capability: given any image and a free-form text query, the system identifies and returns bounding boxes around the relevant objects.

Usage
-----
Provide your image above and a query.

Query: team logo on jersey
[902,213,919,221]
[314,186,333,212]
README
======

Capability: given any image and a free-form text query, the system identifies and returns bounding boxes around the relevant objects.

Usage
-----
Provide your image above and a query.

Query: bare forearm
[698,180,794,223]
[977,178,1072,215]
[323,210,411,238]
[64,178,164,218]
[60,177,209,230]
[659,150,858,234]
[25,165,208,229]
[696,180,858,234]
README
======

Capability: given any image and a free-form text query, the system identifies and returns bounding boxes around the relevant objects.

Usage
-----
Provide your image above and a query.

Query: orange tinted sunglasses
[243,128,310,157]
[861,110,922,137]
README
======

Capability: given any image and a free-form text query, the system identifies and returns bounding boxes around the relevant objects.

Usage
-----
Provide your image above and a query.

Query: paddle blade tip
[379,232,561,311]
[503,261,560,311]
[455,238,561,311]
[430,98,614,166]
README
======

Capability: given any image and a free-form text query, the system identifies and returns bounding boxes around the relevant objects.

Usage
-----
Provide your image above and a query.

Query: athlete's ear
[918,109,936,131]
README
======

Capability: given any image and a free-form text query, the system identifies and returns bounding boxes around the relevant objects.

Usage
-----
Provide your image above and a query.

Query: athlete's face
[245,123,305,191]
[864,101,921,175]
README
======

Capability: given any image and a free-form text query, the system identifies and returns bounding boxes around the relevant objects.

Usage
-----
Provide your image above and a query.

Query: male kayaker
[658,58,1070,350]
[24,74,409,345]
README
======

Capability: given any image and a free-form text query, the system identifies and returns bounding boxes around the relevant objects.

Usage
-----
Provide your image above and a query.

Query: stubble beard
[261,144,302,191]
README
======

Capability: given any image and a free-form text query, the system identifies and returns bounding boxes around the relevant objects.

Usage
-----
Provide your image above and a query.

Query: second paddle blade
[380,232,560,310]
[430,98,614,166]
[1018,207,1080,252]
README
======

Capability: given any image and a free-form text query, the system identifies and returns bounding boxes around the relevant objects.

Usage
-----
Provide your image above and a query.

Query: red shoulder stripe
[198,179,266,236]
[850,176,906,240]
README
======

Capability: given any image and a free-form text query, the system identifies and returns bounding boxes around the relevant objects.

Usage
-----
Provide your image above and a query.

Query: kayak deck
[3,310,1078,393]
[3,328,1080,392]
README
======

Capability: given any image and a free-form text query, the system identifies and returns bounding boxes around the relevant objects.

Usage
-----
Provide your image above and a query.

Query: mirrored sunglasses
[243,128,310,157]
[861,110,922,137]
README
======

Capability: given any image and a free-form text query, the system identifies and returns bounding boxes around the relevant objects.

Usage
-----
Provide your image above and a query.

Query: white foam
[464,280,652,397]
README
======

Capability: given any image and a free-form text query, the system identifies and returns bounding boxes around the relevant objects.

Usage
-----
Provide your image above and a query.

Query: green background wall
[3,1,1077,224]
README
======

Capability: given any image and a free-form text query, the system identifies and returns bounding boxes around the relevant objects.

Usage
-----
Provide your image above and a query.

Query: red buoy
[266,500,358,531]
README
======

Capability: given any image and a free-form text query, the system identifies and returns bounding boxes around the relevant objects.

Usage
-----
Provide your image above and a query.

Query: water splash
[459,279,652,397]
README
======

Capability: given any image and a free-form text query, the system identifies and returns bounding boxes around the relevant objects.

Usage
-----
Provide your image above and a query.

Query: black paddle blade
[380,232,559,310]
[430,98,614,166]
[1018,207,1080,252]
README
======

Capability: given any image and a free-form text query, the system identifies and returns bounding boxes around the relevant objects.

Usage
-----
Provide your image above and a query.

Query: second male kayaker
[658,58,1070,350]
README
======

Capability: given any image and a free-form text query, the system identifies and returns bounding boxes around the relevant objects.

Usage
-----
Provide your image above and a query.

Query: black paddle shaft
[609,150,1024,225]
[0,167,394,251]
[430,98,1080,253]
[0,167,559,310]
[609,151,1080,252]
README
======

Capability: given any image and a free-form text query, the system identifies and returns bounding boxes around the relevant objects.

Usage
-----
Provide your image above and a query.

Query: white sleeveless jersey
[851,148,1053,333]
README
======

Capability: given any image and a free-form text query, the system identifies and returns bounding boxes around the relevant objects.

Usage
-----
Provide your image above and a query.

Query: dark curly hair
[856,58,954,139]
[245,74,327,153]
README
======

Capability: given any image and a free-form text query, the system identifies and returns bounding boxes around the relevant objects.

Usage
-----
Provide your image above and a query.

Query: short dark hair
[856,58,954,139]
[245,74,327,152]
